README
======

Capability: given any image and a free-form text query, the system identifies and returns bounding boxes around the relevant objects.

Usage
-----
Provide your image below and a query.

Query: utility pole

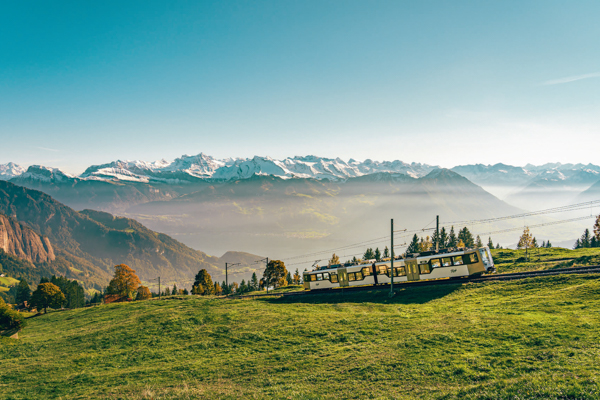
[390,218,394,297]
[225,262,241,295]
[436,215,440,251]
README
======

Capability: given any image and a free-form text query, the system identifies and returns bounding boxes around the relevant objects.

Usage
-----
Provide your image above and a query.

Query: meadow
[2,270,600,399]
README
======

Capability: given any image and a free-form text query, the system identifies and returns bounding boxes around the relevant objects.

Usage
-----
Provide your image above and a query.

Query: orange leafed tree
[107,264,141,298]
[135,286,152,301]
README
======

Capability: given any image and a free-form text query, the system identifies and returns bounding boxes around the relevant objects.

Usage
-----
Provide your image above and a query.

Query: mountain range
[0,181,263,292]
[1,154,598,269]
[3,155,599,212]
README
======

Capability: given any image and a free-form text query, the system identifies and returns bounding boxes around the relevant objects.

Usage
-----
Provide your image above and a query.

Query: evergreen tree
[363,248,375,260]
[286,271,292,285]
[476,235,483,248]
[542,240,546,248]
[595,214,600,243]
[448,226,458,248]
[374,247,381,261]
[581,229,592,248]
[293,268,301,285]
[183,288,189,295]
[488,237,494,248]
[406,234,420,254]
[458,227,475,248]
[251,272,259,291]
[431,229,440,250]
[239,280,248,294]
[49,276,85,308]
[221,281,228,295]
[591,236,599,248]
[164,287,170,296]
[171,284,178,295]
[546,240,552,248]
[383,246,390,258]
[439,227,448,248]
[15,278,31,305]
[532,237,538,248]
[496,243,501,249]
[193,269,214,295]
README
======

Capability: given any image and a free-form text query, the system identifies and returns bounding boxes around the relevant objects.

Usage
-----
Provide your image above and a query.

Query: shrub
[0,298,26,330]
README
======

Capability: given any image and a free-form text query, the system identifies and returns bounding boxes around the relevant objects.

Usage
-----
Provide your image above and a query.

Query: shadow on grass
[261,282,462,305]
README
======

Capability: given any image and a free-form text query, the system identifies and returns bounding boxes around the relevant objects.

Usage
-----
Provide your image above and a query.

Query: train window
[323,272,330,280]
[442,257,452,267]
[419,264,431,274]
[362,267,371,276]
[354,271,363,280]
[378,265,388,275]
[330,274,338,283]
[469,253,478,263]
[453,256,464,266]
[430,259,441,268]
[348,273,356,281]
[310,274,317,281]
[316,274,323,281]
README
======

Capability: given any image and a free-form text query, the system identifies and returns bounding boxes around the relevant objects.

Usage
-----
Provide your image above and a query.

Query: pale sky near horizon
[1,1,599,174]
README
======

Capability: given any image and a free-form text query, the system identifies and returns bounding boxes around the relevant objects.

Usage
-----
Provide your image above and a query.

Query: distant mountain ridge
[0,181,262,289]
[2,154,439,183]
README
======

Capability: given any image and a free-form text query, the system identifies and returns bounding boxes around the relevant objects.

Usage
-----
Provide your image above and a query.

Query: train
[303,246,495,290]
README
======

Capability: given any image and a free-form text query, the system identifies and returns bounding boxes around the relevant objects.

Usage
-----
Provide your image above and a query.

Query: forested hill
[0,181,223,289]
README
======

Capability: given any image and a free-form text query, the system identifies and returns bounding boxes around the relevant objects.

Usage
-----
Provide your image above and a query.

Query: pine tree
[532,237,538,248]
[574,238,581,249]
[221,281,228,295]
[286,271,292,285]
[448,226,458,248]
[171,284,178,295]
[383,246,390,258]
[496,243,501,249]
[595,215,600,243]
[488,237,494,248]
[183,288,189,295]
[542,240,546,248]
[294,268,300,285]
[251,272,259,291]
[406,234,420,254]
[15,278,31,306]
[374,247,381,261]
[239,280,248,294]
[431,229,440,250]
[475,235,483,248]
[440,227,449,248]
[546,240,552,248]
[193,269,214,295]
[581,229,592,248]
[363,248,375,260]
[458,227,475,248]
[591,236,599,248]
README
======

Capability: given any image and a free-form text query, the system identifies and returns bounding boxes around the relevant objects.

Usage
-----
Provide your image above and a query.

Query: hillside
[126,169,520,261]
[1,274,599,398]
[0,181,225,289]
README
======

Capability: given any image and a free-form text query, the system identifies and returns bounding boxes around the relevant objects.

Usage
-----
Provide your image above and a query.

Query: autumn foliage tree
[29,282,66,313]
[135,286,152,301]
[106,264,141,298]
[518,227,534,261]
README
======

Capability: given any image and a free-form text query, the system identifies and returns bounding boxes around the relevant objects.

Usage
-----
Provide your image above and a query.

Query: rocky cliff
[0,214,55,263]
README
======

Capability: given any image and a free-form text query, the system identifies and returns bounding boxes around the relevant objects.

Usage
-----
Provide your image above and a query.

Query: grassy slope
[2,274,600,399]
[491,247,600,274]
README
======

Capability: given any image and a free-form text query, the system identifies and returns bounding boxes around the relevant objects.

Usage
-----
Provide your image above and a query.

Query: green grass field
[491,247,600,274]
[2,271,600,399]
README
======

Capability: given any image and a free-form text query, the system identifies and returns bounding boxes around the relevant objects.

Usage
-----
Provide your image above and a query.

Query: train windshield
[479,248,491,266]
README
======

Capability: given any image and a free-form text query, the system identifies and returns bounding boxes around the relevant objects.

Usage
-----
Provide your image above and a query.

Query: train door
[406,260,419,281]
[338,268,349,287]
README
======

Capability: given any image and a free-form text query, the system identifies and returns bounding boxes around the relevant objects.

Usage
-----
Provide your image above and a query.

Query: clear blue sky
[1,0,599,173]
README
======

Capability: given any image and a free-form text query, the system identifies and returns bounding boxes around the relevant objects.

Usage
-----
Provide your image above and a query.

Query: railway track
[234,265,600,299]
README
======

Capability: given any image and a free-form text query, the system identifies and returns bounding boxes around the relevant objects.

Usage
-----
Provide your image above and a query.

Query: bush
[0,299,26,330]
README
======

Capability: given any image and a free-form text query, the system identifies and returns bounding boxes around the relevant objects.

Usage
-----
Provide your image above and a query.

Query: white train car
[303,247,495,291]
